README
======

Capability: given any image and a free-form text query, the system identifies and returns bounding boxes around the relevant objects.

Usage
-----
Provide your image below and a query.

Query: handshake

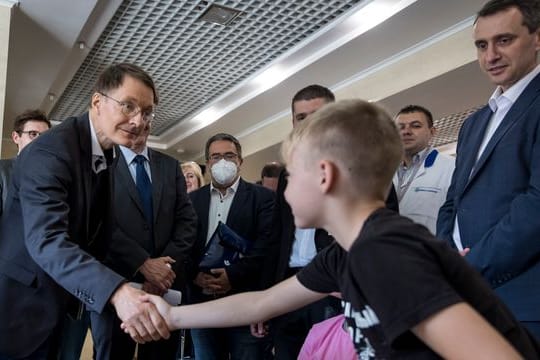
[110,256,179,343]
[111,284,176,344]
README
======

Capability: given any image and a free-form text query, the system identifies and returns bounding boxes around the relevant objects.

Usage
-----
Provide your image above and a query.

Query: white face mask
[211,159,238,185]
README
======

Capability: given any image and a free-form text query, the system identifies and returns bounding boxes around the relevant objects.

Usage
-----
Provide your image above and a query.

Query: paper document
[129,282,182,305]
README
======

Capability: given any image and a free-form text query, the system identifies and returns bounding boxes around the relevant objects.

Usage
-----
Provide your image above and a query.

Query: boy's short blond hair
[282,99,402,200]
[181,161,205,187]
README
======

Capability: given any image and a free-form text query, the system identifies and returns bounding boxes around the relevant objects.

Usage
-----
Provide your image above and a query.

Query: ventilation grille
[431,106,480,147]
[50,0,363,135]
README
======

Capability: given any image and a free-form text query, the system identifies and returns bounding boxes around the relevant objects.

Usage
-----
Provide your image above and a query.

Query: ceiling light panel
[49,0,363,136]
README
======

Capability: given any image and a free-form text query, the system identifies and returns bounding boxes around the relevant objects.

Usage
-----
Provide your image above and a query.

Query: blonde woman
[181,161,205,193]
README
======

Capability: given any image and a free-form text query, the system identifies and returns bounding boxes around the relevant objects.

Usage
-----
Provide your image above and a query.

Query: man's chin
[113,133,137,147]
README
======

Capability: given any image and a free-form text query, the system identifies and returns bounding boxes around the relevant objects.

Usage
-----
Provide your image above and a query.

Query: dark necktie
[133,155,154,253]
[134,155,153,222]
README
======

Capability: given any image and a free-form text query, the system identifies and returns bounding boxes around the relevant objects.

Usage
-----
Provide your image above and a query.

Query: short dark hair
[205,133,242,161]
[476,0,540,33]
[94,63,159,105]
[396,105,434,128]
[260,162,284,179]
[13,109,51,133]
[291,85,335,114]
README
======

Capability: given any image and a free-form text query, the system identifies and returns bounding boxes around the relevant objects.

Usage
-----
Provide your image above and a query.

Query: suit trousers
[191,326,269,360]
[110,315,180,360]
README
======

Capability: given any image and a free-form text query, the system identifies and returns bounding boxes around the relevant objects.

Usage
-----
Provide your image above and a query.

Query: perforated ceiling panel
[50,0,363,135]
[432,106,480,148]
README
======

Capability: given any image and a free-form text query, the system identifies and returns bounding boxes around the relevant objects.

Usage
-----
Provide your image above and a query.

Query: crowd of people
[0,0,540,359]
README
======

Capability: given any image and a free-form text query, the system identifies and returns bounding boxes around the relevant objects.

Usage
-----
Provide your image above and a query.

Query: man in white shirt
[187,133,275,360]
[437,0,540,338]
[393,105,454,234]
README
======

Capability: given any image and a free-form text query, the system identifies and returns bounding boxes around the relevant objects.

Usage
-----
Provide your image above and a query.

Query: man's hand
[139,256,176,292]
[142,280,165,296]
[110,283,170,343]
[122,294,177,334]
[194,272,214,289]
[250,321,269,338]
[207,268,232,294]
[194,270,230,295]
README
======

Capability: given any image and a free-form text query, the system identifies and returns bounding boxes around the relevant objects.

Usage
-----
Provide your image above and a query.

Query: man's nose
[485,43,501,63]
[129,112,145,127]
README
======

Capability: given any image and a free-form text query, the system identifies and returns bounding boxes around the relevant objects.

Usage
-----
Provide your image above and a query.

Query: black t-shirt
[297,208,539,359]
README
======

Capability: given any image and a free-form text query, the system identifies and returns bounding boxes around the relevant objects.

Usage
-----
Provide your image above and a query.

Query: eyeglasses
[18,130,42,139]
[209,152,239,162]
[99,92,155,123]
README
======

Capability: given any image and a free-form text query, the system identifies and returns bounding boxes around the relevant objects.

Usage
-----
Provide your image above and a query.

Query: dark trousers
[110,315,180,360]
[191,326,269,360]
[272,296,341,360]
[55,307,115,360]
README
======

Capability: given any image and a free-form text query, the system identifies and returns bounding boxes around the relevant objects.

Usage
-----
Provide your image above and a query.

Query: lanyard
[397,148,437,202]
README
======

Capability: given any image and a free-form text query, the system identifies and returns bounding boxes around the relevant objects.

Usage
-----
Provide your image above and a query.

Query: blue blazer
[437,72,540,321]
[0,114,124,358]
[187,178,274,302]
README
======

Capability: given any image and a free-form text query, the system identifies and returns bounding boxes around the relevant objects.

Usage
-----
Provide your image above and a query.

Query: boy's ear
[319,160,337,194]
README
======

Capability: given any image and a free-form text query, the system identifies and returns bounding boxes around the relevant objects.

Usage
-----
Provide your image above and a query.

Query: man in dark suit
[437,0,540,338]
[188,133,275,360]
[0,109,51,216]
[0,63,169,359]
[107,122,198,359]
[262,85,398,360]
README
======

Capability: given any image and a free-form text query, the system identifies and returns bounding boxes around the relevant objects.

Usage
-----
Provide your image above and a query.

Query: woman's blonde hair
[181,161,205,188]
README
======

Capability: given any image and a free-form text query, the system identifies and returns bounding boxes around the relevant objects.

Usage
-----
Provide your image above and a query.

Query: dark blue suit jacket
[0,114,124,358]
[106,149,197,289]
[187,178,274,303]
[437,72,540,321]
[0,158,14,216]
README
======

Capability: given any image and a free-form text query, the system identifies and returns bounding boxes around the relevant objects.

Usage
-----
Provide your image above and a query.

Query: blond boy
[129,100,538,359]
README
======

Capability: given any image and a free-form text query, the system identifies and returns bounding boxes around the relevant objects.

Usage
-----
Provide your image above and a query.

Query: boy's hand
[250,321,269,338]
[123,294,176,332]
[111,283,170,343]
[459,247,470,257]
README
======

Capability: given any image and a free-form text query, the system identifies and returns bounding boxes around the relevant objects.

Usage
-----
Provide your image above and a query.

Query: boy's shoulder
[358,208,437,246]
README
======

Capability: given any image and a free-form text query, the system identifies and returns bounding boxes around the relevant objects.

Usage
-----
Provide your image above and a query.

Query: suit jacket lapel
[227,178,248,227]
[468,76,540,186]
[116,150,146,217]
[458,107,491,193]
[149,150,163,223]
[77,113,93,241]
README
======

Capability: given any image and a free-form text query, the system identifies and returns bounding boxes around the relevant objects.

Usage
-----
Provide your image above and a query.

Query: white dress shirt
[206,177,240,244]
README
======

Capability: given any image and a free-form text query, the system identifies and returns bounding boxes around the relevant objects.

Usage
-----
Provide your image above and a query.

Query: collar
[119,145,150,165]
[210,176,241,195]
[401,146,432,169]
[88,115,104,158]
[488,64,540,112]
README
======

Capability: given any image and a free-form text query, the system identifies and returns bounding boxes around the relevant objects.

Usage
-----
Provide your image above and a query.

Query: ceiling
[2,0,493,181]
